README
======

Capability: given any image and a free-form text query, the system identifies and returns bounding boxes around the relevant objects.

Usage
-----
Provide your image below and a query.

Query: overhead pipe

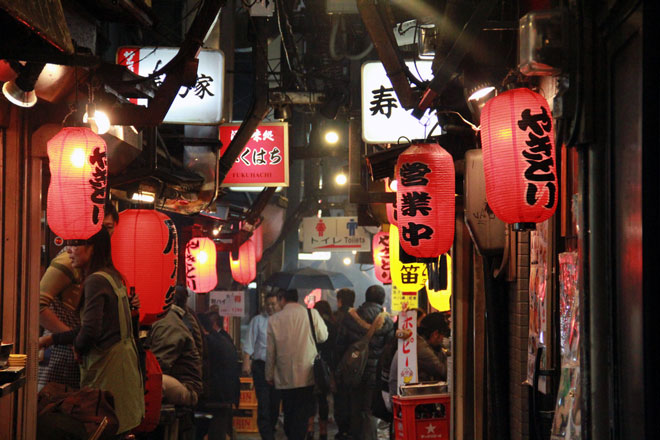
[111,0,225,126]
[356,0,419,109]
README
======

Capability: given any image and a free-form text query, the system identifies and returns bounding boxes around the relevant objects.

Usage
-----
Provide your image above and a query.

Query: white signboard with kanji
[117,47,224,125]
[361,60,435,144]
[209,290,245,317]
[302,216,370,252]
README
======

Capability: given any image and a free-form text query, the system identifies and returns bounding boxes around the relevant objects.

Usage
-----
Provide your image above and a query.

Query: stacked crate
[233,377,258,433]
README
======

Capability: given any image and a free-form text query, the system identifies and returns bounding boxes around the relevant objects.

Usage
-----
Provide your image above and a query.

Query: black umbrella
[264,267,353,290]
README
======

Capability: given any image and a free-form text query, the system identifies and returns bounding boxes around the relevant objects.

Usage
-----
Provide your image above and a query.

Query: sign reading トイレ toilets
[302,216,370,252]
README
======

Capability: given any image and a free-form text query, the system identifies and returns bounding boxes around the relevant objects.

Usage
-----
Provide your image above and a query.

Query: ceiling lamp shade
[112,209,178,325]
[389,224,427,292]
[480,87,558,229]
[47,127,107,241]
[230,238,257,285]
[372,231,392,284]
[185,237,218,293]
[396,143,455,259]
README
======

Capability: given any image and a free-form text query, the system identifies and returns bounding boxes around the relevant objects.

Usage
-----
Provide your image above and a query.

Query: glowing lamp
[372,231,392,284]
[254,225,264,263]
[480,88,558,229]
[389,224,427,292]
[111,209,178,325]
[47,127,107,241]
[230,238,256,285]
[396,143,455,259]
[185,237,218,293]
[426,254,452,312]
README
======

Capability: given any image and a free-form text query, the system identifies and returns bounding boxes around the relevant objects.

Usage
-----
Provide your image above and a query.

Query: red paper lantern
[185,237,217,293]
[47,127,107,241]
[230,238,256,285]
[372,231,392,284]
[254,224,264,263]
[480,88,558,227]
[396,143,455,259]
[111,209,178,325]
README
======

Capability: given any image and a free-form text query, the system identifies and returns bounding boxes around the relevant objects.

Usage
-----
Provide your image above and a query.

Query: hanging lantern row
[372,231,391,284]
[480,87,558,230]
[185,237,218,294]
[230,237,257,285]
[112,209,178,325]
[47,126,108,242]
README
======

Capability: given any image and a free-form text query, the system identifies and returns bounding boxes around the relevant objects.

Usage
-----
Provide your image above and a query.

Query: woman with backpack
[39,227,145,435]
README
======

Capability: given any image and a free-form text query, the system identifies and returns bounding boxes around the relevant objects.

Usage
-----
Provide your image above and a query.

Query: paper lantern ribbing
[372,231,392,284]
[47,127,107,241]
[389,224,427,292]
[480,88,558,227]
[396,143,455,259]
[111,209,178,325]
[185,237,218,293]
[230,238,257,285]
[254,225,264,263]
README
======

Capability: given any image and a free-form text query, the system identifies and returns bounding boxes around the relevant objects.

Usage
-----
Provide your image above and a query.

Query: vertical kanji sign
[218,122,289,187]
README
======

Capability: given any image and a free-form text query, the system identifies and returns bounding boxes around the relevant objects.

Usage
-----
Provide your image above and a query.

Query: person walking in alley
[243,291,282,440]
[332,288,355,439]
[266,289,328,440]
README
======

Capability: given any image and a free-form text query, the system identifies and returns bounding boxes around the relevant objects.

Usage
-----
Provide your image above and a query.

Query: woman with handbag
[40,227,145,435]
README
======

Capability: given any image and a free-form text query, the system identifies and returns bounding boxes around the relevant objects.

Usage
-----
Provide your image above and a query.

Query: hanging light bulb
[83,103,111,135]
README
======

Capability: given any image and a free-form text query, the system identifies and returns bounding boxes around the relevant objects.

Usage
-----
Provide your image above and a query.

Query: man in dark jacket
[332,288,355,439]
[205,311,240,440]
[335,285,394,440]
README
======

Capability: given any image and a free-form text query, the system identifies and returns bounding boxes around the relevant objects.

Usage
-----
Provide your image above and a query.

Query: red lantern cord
[480,87,558,228]
[47,127,107,241]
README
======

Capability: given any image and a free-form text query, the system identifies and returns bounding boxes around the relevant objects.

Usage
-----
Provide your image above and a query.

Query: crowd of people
[35,205,449,440]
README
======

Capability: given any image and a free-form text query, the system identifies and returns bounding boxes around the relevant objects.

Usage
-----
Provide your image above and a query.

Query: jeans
[281,386,315,440]
[252,360,281,440]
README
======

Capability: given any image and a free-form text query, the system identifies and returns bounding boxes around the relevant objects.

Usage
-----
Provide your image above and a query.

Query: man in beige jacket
[266,289,328,440]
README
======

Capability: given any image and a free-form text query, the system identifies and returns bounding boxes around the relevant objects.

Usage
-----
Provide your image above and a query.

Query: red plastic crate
[392,394,450,440]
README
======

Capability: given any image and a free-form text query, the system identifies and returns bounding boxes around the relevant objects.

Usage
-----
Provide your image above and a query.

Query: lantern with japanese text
[389,224,427,292]
[396,143,455,258]
[230,238,256,285]
[426,254,452,312]
[111,209,178,325]
[47,127,107,241]
[480,88,558,229]
[185,237,218,293]
[372,231,392,284]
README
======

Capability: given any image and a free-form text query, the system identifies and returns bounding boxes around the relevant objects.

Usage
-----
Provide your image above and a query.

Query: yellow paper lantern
[426,254,452,312]
[389,224,427,292]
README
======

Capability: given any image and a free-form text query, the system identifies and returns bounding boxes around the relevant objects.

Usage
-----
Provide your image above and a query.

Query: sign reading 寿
[218,122,289,187]
[116,47,224,124]
[302,216,370,253]
[361,60,436,144]
[209,291,245,317]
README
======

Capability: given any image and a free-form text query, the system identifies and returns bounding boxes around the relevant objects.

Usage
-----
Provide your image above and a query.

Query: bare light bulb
[324,130,339,144]
[83,109,111,135]
[335,173,347,185]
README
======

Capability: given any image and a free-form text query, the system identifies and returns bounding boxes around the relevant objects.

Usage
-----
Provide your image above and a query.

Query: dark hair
[336,288,355,307]
[365,285,386,305]
[174,285,189,308]
[104,201,119,224]
[197,312,212,333]
[86,227,118,277]
[265,291,279,300]
[418,312,449,338]
[280,289,298,303]
[207,311,223,329]
[314,300,332,319]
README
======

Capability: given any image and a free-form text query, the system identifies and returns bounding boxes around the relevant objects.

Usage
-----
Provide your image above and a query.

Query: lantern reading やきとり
[480,88,558,229]
[185,237,218,294]
[112,209,178,325]
[47,127,108,241]
[230,238,257,285]
[372,231,392,284]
